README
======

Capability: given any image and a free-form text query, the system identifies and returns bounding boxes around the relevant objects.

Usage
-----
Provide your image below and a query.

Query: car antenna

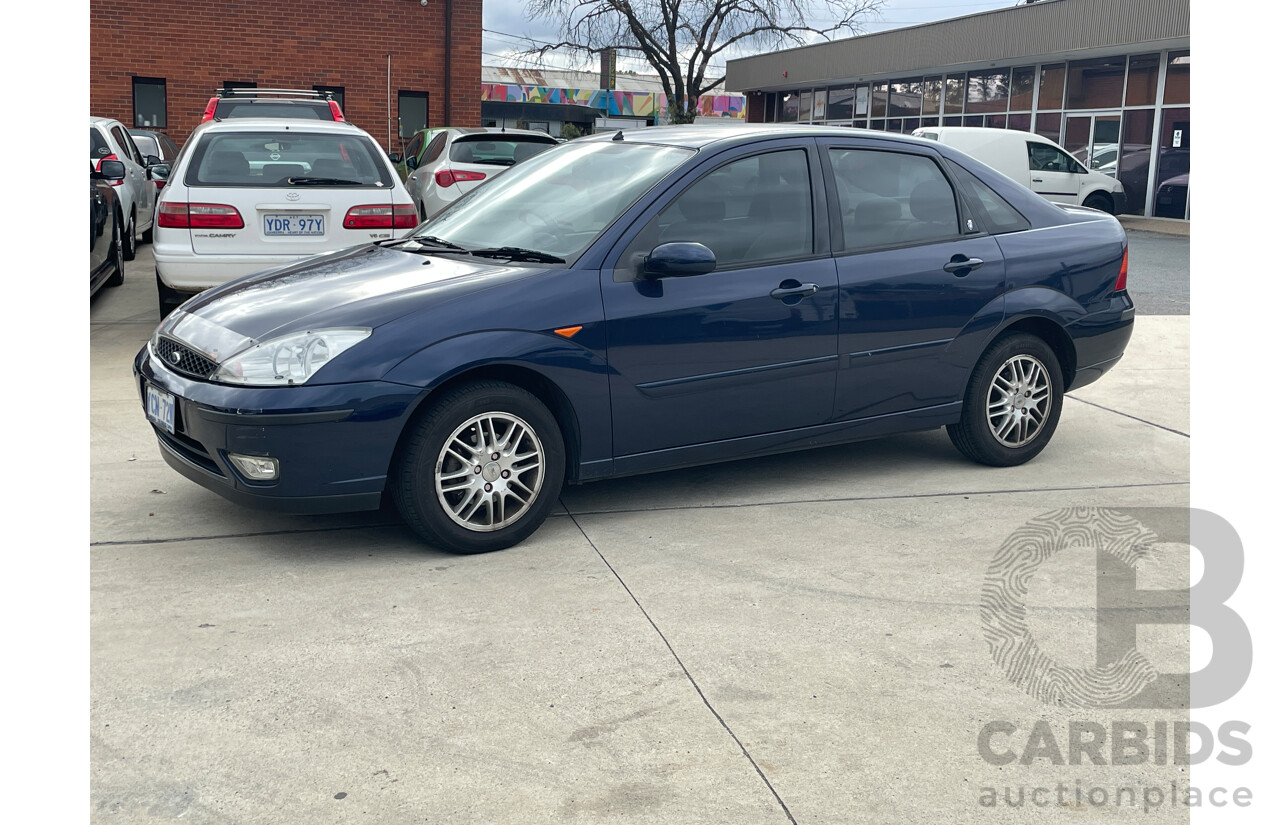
[612,129,624,141]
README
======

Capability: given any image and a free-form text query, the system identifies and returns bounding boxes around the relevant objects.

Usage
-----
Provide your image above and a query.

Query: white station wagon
[153,118,417,317]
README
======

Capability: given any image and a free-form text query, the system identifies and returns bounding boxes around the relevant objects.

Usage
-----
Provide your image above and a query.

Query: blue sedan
[134,125,1134,553]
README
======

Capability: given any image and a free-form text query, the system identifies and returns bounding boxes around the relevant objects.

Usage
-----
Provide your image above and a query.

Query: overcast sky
[481,0,1021,77]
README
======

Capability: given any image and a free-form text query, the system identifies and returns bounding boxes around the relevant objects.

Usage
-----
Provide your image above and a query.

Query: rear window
[449,135,556,166]
[185,131,394,188]
[131,134,159,158]
[214,100,331,120]
[90,127,111,157]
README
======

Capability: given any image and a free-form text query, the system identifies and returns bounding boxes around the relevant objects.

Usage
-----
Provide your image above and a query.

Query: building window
[889,79,923,116]
[1163,51,1190,105]
[798,90,813,121]
[778,91,800,122]
[943,76,965,114]
[1038,64,1065,109]
[1007,113,1032,132]
[1035,112,1062,143]
[398,91,430,139]
[870,83,888,118]
[1066,57,1126,110]
[966,69,1010,114]
[825,87,855,120]
[132,77,166,128]
[314,85,345,112]
[922,77,943,116]
[1009,67,1035,111]
[223,80,256,92]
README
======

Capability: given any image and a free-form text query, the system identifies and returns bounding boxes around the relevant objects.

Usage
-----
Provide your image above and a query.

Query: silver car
[405,128,558,221]
[91,117,161,260]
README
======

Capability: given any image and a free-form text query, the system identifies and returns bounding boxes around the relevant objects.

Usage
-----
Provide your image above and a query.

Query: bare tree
[525,1,885,123]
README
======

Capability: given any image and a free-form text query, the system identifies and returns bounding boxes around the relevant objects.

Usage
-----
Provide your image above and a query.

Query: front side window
[1027,141,1083,174]
[111,125,141,164]
[132,77,166,128]
[829,148,959,251]
[419,141,693,264]
[422,133,448,164]
[619,149,813,275]
[185,131,395,187]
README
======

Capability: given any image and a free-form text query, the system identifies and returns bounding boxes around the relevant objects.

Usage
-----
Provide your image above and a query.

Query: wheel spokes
[435,411,547,533]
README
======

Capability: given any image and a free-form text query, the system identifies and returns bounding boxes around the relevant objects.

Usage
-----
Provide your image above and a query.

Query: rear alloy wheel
[122,211,138,261]
[105,212,125,287]
[1082,192,1114,214]
[947,333,1064,467]
[393,381,565,553]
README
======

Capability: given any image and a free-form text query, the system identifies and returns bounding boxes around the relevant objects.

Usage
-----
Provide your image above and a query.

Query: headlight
[211,328,371,386]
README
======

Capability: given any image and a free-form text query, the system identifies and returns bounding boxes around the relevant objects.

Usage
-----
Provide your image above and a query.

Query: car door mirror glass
[388,153,402,163]
[643,242,716,279]
[147,164,170,181]
[406,155,418,170]
[145,154,162,167]
[98,159,127,180]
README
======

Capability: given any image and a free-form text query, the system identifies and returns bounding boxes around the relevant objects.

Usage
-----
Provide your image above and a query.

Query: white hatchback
[154,118,417,317]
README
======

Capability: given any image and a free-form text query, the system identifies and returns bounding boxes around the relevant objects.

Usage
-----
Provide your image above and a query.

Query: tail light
[96,153,123,187]
[1115,245,1128,291]
[434,169,486,188]
[158,202,244,229]
[343,204,418,229]
[200,98,219,122]
[328,100,345,121]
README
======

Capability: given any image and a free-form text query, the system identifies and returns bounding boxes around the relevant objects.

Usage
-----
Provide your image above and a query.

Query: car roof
[582,123,941,151]
[90,116,123,127]
[190,117,369,137]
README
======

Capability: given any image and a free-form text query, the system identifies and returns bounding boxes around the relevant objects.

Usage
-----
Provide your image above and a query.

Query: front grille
[155,336,218,379]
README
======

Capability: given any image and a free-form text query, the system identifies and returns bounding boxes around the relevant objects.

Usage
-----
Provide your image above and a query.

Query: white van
[913,127,1127,215]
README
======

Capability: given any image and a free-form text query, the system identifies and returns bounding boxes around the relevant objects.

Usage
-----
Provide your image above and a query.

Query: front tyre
[122,210,138,261]
[393,381,566,553]
[947,333,1064,467]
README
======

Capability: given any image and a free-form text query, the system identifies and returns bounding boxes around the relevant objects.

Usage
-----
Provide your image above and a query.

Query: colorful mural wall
[480,83,745,120]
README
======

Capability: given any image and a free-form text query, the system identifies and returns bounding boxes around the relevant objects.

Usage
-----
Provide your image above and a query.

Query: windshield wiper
[376,235,468,252]
[287,176,365,186]
[468,246,565,263]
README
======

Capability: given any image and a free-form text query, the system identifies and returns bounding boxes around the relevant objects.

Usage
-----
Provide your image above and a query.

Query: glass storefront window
[798,91,813,121]
[1035,112,1062,143]
[964,115,983,127]
[779,91,800,122]
[922,76,943,115]
[855,85,870,117]
[986,114,1007,129]
[1066,57,1126,109]
[1154,107,1190,218]
[967,69,1010,113]
[889,79,923,116]
[1117,109,1155,215]
[1126,53,1160,107]
[1009,66,1035,111]
[944,76,965,114]
[763,93,777,123]
[1038,64,1065,109]
[828,87,855,120]
[1007,113,1031,132]
[887,118,903,132]
[943,115,962,127]
[920,116,939,129]
[813,89,827,120]
[871,83,888,118]
[1164,51,1190,105]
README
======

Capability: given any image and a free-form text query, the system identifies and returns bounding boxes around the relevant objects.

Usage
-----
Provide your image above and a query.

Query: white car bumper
[154,250,309,291]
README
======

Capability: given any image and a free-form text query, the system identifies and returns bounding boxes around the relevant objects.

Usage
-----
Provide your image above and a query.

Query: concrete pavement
[91,245,1190,823]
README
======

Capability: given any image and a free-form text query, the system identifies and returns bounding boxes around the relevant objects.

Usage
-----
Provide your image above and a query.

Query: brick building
[89,0,482,153]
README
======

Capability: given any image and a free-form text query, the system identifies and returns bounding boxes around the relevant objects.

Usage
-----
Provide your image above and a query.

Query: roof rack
[215,88,332,100]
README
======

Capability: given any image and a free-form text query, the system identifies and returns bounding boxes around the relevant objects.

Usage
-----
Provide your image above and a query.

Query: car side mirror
[406,155,419,170]
[147,164,170,181]
[388,152,402,163]
[98,159,127,181]
[643,242,716,279]
[145,154,162,167]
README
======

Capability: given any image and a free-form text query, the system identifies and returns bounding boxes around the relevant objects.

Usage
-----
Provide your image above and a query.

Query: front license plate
[146,384,176,434]
[264,214,324,236]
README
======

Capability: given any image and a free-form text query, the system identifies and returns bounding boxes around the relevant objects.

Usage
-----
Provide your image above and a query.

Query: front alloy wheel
[393,381,565,553]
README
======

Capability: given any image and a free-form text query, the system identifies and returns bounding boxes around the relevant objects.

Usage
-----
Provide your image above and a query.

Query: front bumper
[134,343,423,514]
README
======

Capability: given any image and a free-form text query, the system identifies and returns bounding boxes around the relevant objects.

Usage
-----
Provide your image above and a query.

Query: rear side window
[185,131,394,188]
[944,160,1031,234]
[829,148,959,251]
[619,148,814,274]
[90,127,111,157]
[449,136,556,166]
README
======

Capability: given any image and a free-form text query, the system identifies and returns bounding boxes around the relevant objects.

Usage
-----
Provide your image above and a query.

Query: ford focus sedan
[135,126,1134,554]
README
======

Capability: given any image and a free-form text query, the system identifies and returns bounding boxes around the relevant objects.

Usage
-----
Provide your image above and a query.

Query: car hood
[159,243,530,350]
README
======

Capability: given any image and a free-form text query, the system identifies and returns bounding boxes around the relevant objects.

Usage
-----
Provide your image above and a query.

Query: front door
[601,144,839,457]
[1065,113,1123,177]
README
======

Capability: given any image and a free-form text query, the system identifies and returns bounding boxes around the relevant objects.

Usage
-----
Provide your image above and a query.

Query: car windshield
[185,131,394,188]
[413,141,693,262]
[131,134,159,157]
[449,135,557,166]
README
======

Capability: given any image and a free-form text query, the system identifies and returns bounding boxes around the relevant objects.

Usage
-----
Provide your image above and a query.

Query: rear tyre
[392,381,566,554]
[156,271,186,319]
[1082,192,1114,214]
[141,219,153,245]
[105,212,125,288]
[122,211,138,261]
[947,333,1064,467]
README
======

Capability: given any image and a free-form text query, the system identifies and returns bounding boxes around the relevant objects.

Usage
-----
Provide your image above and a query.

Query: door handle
[770,281,819,302]
[943,255,984,276]
[1031,177,1044,183]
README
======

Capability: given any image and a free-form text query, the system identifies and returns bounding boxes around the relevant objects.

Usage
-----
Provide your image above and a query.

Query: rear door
[444,134,558,195]
[1026,139,1084,205]
[110,123,153,226]
[182,129,410,255]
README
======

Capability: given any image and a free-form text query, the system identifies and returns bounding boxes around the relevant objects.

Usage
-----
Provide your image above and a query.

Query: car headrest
[909,180,956,224]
